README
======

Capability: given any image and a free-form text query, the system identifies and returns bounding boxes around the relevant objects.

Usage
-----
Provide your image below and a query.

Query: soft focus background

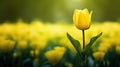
[0,0,120,67]
[0,0,120,22]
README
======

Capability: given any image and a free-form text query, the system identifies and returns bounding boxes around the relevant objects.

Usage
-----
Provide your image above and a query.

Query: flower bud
[73,8,92,30]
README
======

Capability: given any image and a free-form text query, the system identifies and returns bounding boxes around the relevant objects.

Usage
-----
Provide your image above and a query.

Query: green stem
[82,30,85,49]
[82,30,86,67]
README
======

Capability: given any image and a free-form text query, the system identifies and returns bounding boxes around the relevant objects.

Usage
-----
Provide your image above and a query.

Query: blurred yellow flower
[0,40,15,52]
[13,52,21,58]
[45,46,66,64]
[116,46,120,55]
[30,40,46,50]
[93,51,105,60]
[30,49,40,57]
[98,42,111,52]
[17,40,28,50]
[73,8,92,30]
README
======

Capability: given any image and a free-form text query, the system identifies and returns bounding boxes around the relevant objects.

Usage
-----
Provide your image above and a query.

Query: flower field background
[0,20,120,67]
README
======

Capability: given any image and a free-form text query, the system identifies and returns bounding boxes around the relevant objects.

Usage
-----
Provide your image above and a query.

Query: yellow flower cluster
[91,22,120,60]
[0,20,120,61]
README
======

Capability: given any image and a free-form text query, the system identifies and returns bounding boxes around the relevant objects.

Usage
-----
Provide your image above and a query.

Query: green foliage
[67,33,82,57]
[84,32,102,53]
[67,32,102,66]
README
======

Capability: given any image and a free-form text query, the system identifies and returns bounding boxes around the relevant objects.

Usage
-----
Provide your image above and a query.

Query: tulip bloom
[45,47,66,64]
[73,8,92,30]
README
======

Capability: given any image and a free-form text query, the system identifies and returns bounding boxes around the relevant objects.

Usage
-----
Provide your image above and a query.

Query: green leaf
[67,33,82,57]
[84,32,102,52]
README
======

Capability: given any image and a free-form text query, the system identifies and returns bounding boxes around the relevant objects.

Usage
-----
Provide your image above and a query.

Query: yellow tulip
[93,51,105,60]
[73,8,92,30]
[45,46,66,64]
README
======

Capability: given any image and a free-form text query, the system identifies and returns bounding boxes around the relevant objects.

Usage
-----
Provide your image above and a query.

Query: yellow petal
[73,8,92,30]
